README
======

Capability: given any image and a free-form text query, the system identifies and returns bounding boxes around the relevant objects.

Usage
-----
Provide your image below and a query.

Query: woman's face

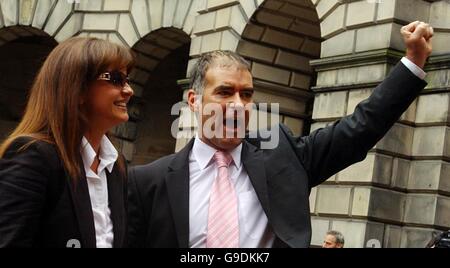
[83,68,134,132]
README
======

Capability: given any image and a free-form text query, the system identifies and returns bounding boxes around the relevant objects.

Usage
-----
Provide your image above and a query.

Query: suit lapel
[165,139,194,248]
[66,162,96,248]
[242,140,271,218]
[107,166,125,248]
[164,139,271,247]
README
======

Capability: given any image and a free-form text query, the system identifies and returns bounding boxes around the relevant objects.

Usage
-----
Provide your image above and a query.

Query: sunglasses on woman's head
[97,71,130,87]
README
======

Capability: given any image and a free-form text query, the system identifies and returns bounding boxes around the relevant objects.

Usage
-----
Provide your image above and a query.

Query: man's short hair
[327,230,345,245]
[189,50,251,95]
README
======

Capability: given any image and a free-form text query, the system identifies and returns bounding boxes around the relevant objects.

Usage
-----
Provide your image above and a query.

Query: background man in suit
[128,21,433,248]
[322,230,344,248]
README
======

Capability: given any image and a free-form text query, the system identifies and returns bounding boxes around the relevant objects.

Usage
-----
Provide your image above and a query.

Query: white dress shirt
[187,58,424,248]
[81,136,117,248]
[189,137,275,248]
[401,57,427,80]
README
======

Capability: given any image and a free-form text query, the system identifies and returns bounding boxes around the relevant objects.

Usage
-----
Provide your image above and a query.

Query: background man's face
[196,63,254,151]
[322,235,343,248]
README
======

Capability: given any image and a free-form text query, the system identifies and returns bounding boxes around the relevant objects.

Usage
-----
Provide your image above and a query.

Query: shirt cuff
[401,57,427,80]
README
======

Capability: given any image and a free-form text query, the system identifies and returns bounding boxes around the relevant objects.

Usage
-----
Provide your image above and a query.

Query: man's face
[322,235,343,248]
[188,62,254,151]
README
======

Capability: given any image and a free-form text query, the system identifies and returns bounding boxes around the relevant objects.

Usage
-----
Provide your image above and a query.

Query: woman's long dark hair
[0,37,134,179]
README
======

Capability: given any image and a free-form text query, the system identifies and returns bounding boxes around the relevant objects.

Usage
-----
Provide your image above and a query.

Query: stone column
[309,0,450,248]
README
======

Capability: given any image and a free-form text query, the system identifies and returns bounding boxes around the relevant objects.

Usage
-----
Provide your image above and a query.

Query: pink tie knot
[213,151,232,168]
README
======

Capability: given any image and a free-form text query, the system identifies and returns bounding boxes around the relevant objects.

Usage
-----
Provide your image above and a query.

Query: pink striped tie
[206,151,239,248]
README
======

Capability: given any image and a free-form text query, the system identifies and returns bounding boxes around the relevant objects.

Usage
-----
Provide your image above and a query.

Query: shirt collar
[81,135,118,174]
[192,136,242,170]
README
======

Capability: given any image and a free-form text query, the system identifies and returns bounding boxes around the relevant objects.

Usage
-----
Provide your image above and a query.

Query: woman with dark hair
[0,37,134,248]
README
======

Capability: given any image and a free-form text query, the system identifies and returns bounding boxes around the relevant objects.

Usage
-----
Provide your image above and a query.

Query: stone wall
[308,0,450,248]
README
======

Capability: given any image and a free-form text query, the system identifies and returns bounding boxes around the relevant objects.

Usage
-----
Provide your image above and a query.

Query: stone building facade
[0,0,449,247]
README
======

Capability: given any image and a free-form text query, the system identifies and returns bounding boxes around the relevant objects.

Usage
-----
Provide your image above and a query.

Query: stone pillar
[309,0,450,248]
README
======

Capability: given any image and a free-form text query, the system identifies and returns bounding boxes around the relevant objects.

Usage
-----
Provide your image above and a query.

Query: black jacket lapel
[165,139,194,248]
[66,163,96,248]
[242,140,294,247]
[107,166,125,248]
[241,140,271,220]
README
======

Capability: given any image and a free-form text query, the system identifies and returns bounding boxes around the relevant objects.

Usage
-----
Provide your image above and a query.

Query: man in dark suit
[128,21,433,248]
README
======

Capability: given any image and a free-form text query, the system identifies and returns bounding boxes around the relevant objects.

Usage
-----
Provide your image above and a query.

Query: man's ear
[187,89,199,112]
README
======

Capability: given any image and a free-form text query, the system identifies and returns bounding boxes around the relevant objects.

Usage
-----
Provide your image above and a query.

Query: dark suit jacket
[127,62,427,248]
[0,137,128,248]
